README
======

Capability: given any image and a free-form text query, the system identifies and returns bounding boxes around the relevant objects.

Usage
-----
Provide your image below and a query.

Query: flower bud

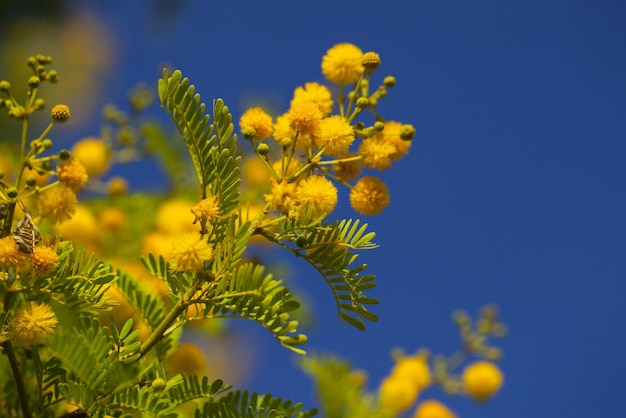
[400,124,416,141]
[25,176,37,187]
[33,98,45,110]
[7,187,18,198]
[373,121,385,132]
[28,76,40,88]
[51,104,70,123]
[58,149,72,160]
[362,51,381,72]
[356,97,369,109]
[0,80,10,92]
[257,143,270,156]
[383,76,396,88]
[46,70,59,84]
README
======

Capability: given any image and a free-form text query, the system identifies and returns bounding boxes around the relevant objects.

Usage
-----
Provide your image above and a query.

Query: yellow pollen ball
[50,104,70,123]
[38,185,77,224]
[264,178,297,215]
[169,232,214,272]
[295,175,338,218]
[156,198,196,235]
[54,205,99,244]
[377,121,412,161]
[392,356,432,391]
[288,100,323,136]
[30,246,59,274]
[239,107,273,141]
[316,115,355,156]
[379,375,420,414]
[9,302,58,347]
[413,400,457,418]
[321,43,364,85]
[72,137,111,176]
[350,176,390,216]
[291,82,333,116]
[358,137,396,171]
[462,361,504,402]
[0,236,26,268]
[57,157,88,191]
[273,113,296,147]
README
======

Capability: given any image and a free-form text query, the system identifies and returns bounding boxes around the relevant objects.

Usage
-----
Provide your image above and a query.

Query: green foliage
[196,390,317,418]
[274,217,379,330]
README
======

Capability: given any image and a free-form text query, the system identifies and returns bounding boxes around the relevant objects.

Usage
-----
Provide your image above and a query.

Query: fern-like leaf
[195,390,317,418]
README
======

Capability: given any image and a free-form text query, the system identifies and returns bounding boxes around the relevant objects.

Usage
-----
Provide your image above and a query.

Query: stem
[138,283,198,358]
[2,341,32,418]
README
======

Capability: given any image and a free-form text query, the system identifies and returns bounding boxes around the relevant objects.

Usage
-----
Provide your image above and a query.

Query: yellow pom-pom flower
[321,43,364,85]
[291,82,333,116]
[191,196,221,226]
[9,302,58,347]
[72,137,111,176]
[169,232,214,272]
[378,121,412,161]
[156,198,196,235]
[37,185,77,224]
[316,115,355,156]
[0,236,26,268]
[379,375,420,414]
[462,361,504,402]
[333,155,361,181]
[54,205,99,244]
[413,400,457,418]
[264,178,297,215]
[295,175,338,218]
[239,107,273,141]
[350,176,390,216]
[57,157,88,191]
[107,176,128,195]
[99,207,127,231]
[358,137,396,171]
[288,100,323,136]
[30,246,59,274]
[273,112,297,147]
[392,355,432,391]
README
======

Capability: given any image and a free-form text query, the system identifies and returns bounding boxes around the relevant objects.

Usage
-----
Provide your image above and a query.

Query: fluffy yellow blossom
[50,104,70,123]
[165,342,209,376]
[169,232,214,272]
[54,205,99,244]
[295,175,338,218]
[242,157,271,188]
[350,176,390,216]
[57,157,88,191]
[9,302,58,347]
[156,198,196,235]
[413,400,457,418]
[264,178,297,214]
[239,107,273,141]
[288,100,323,136]
[378,121,412,160]
[391,355,432,391]
[291,82,333,116]
[107,176,128,195]
[72,137,111,176]
[0,236,26,268]
[359,137,396,171]
[315,115,355,156]
[191,196,221,226]
[379,375,420,414]
[30,246,59,274]
[38,185,77,224]
[321,43,364,85]
[333,156,361,181]
[462,361,504,402]
[272,113,296,147]
[142,231,175,257]
[99,207,126,230]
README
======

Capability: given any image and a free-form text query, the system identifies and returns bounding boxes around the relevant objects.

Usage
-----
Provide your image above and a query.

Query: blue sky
[6,0,626,417]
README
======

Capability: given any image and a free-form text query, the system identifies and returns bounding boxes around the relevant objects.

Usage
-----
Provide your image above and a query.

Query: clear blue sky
[12,1,626,417]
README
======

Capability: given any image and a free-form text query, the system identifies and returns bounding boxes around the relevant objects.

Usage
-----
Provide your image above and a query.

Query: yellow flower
[54,205,99,244]
[379,375,420,413]
[242,157,271,188]
[333,155,361,181]
[9,302,58,347]
[57,157,88,191]
[239,107,273,141]
[0,236,26,268]
[295,175,338,218]
[99,207,127,230]
[288,100,323,136]
[350,176,390,216]
[291,82,333,116]
[107,176,128,195]
[142,231,175,257]
[165,342,209,376]
[362,51,381,73]
[37,185,77,224]
[321,43,364,85]
[30,246,59,274]
[155,198,196,235]
[72,137,111,176]
[392,355,432,391]
[413,400,457,418]
[377,121,412,161]
[264,178,297,215]
[191,196,221,226]
[462,361,504,402]
[169,232,214,272]
[50,104,70,123]
[273,112,296,147]
[316,115,355,156]
[358,137,396,171]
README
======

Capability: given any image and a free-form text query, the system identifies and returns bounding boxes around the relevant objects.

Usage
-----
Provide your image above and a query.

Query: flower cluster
[238,43,415,218]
